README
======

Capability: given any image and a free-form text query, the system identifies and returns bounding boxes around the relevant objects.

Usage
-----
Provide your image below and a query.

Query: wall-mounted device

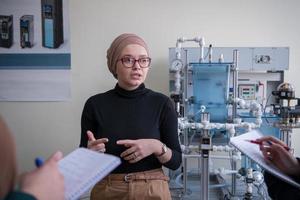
[0,15,13,48]
[41,0,63,48]
[20,15,34,48]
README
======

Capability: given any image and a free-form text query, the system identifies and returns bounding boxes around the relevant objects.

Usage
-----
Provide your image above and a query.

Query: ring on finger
[266,152,273,160]
[133,153,137,159]
[268,155,273,160]
[98,148,105,153]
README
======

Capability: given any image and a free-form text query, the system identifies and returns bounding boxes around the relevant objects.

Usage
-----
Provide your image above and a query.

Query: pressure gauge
[171,59,183,71]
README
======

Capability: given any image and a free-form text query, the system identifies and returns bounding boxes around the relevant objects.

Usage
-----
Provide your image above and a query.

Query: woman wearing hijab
[80,33,182,200]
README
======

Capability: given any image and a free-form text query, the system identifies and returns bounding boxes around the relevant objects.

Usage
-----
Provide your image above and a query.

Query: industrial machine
[168,36,297,199]
[41,0,64,48]
[271,82,300,147]
[20,15,34,48]
[0,15,13,48]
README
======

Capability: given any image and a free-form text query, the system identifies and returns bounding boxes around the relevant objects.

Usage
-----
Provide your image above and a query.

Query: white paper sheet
[230,130,300,189]
[58,148,121,200]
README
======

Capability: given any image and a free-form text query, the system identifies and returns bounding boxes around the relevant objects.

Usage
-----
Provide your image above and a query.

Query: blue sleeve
[4,191,37,200]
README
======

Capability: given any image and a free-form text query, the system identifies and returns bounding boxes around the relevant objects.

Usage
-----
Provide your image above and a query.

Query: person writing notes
[80,33,182,200]
[256,136,300,199]
[0,116,64,200]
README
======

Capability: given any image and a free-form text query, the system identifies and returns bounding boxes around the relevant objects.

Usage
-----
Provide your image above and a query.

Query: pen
[245,139,290,151]
[35,157,44,167]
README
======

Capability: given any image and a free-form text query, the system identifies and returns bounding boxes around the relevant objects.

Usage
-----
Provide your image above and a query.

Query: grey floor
[169,173,270,200]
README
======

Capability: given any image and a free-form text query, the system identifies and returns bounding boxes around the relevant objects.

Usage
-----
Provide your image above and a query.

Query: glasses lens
[138,58,150,68]
[121,57,134,68]
[120,57,151,68]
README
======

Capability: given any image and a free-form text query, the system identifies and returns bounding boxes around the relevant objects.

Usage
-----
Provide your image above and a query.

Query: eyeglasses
[118,56,151,68]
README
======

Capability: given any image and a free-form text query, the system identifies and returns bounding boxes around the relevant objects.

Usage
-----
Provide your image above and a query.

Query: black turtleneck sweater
[80,83,182,173]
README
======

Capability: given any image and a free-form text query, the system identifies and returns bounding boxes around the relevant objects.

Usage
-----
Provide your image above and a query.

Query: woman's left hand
[117,139,161,163]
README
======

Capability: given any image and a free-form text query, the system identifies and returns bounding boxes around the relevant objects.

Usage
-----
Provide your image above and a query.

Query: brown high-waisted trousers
[90,168,172,200]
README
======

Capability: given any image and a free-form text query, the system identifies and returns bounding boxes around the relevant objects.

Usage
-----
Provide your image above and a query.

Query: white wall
[1,0,300,172]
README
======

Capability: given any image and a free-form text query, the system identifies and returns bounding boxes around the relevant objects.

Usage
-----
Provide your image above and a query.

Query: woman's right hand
[87,130,108,153]
[20,151,64,200]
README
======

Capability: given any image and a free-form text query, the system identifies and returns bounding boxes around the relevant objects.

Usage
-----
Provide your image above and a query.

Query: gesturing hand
[87,130,109,153]
[117,139,161,163]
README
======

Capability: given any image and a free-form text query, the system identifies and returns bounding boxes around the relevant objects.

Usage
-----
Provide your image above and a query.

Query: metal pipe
[183,155,188,195]
[200,126,210,200]
[199,37,205,62]
[231,150,237,196]
[183,154,234,160]
[208,44,212,63]
[201,155,209,200]
[174,70,181,94]
[183,128,189,195]
[184,49,188,118]
[232,50,239,120]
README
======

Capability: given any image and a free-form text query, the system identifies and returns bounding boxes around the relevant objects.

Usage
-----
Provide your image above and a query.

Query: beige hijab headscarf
[0,116,17,198]
[106,33,149,79]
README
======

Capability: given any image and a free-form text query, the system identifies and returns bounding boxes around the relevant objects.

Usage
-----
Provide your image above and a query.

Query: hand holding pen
[35,157,44,167]
[20,151,65,200]
[246,139,291,151]
[252,136,300,176]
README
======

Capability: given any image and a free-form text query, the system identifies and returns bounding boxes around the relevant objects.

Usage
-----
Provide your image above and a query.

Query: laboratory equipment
[271,82,300,147]
[168,36,292,200]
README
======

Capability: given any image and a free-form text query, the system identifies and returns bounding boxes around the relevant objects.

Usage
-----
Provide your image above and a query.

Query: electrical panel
[41,0,64,48]
[238,84,256,100]
[0,15,13,48]
[20,15,34,48]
